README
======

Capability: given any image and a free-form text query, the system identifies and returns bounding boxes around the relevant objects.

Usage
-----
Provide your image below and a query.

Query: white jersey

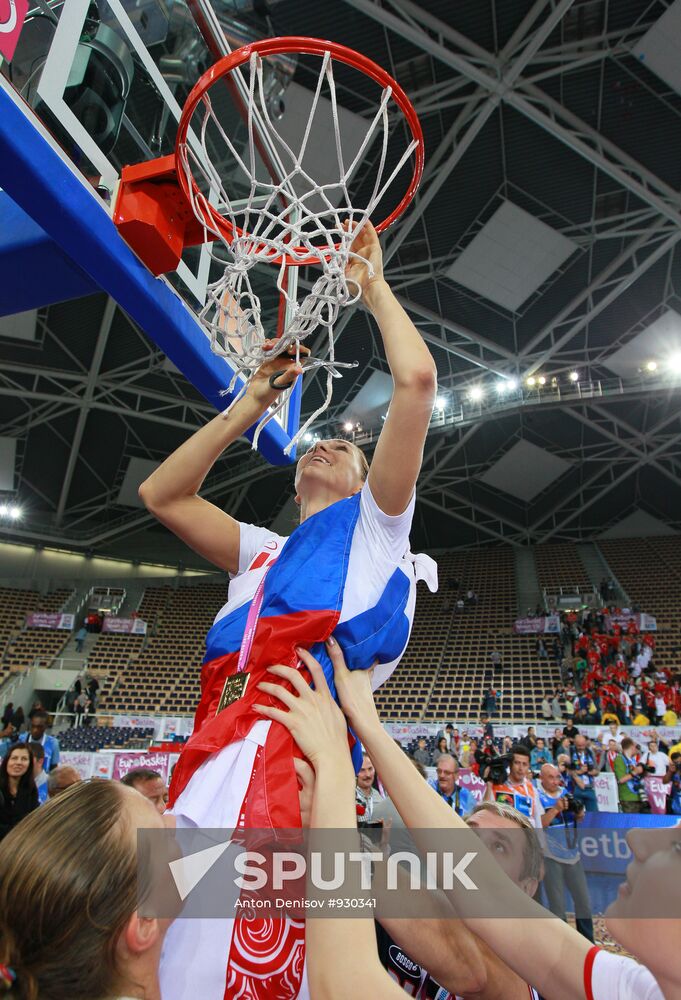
[586,947,663,1000]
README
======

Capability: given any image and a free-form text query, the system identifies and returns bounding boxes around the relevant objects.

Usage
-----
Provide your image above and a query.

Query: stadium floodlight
[496,378,516,393]
[526,376,536,387]
[667,354,681,373]
[435,395,447,410]
[569,371,579,382]
[469,386,484,402]
[538,376,546,386]
[342,421,354,432]
[0,505,7,517]
[8,506,21,520]
[646,360,658,372]
[302,433,313,443]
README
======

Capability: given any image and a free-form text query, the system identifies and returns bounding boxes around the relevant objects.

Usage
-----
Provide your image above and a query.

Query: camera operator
[484,743,544,829]
[474,735,498,779]
[568,734,600,813]
[613,737,648,813]
[537,762,594,942]
[662,751,681,815]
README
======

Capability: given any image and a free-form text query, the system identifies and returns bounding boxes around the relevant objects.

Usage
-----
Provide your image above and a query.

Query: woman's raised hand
[254,644,350,770]
[327,636,381,738]
[344,221,385,303]
[246,339,311,411]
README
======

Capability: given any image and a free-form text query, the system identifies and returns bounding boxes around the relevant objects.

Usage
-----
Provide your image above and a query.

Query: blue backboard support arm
[0,195,99,316]
[0,79,300,466]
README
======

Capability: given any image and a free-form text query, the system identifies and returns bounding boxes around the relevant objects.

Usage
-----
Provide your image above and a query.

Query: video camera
[481,752,512,785]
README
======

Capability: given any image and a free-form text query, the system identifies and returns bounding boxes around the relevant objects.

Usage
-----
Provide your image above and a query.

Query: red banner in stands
[25,612,74,629]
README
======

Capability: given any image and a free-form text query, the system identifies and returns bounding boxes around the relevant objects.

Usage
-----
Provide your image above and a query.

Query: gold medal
[216,672,250,714]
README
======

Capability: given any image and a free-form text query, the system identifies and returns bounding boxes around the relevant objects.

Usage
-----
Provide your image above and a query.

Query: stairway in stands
[577,542,629,604]
[514,547,542,615]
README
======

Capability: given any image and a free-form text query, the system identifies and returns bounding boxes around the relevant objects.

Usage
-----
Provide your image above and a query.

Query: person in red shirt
[643,633,655,649]
[626,618,638,635]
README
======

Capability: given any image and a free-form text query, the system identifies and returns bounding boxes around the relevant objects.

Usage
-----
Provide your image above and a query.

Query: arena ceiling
[3,0,681,567]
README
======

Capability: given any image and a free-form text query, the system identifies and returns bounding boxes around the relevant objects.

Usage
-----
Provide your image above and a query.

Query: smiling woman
[137,222,438,1000]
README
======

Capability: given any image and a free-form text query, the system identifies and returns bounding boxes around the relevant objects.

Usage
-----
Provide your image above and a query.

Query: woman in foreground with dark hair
[0,744,37,842]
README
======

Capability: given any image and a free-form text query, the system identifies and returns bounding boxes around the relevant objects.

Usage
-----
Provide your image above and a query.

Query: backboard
[0,0,301,464]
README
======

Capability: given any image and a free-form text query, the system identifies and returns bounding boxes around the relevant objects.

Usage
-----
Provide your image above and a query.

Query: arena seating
[88,633,146,700]
[87,535,677,724]
[97,582,227,715]
[376,547,561,723]
[535,543,592,596]
[0,586,74,682]
[58,725,154,752]
[596,536,681,675]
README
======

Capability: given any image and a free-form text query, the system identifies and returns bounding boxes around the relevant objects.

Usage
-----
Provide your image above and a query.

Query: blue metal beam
[0,82,299,465]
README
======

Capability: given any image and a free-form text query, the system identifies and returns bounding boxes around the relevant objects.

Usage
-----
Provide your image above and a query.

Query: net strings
[178,50,418,455]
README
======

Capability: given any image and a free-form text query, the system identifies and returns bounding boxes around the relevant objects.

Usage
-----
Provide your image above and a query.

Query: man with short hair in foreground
[47,766,81,798]
[120,767,168,815]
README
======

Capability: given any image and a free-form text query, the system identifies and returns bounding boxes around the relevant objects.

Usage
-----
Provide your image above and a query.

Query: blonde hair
[0,780,139,1000]
[465,801,543,883]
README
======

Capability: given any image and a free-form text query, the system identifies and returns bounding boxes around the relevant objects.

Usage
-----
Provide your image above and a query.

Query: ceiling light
[469,386,484,402]
[569,371,579,382]
[526,377,536,387]
[342,421,354,432]
[646,360,658,372]
[538,376,546,386]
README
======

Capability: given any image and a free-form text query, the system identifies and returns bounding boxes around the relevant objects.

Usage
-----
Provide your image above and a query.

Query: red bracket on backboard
[113,155,214,276]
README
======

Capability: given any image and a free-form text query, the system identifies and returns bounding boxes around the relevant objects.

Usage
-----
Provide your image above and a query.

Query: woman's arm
[137,343,305,573]
[254,649,405,1000]
[347,224,437,516]
[330,643,593,1000]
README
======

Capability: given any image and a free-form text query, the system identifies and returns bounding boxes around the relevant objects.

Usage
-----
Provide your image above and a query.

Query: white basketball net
[177,48,419,454]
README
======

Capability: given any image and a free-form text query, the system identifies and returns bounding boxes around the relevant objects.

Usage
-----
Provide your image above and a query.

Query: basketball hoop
[114,36,424,453]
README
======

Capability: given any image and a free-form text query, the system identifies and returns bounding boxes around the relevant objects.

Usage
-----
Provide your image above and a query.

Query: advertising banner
[112,714,159,732]
[157,716,195,740]
[513,615,560,634]
[26,612,74,630]
[644,776,670,814]
[111,750,171,782]
[457,768,486,804]
[94,753,115,779]
[60,751,94,779]
[102,616,147,635]
[593,772,619,813]
[578,813,677,874]
[604,612,657,632]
